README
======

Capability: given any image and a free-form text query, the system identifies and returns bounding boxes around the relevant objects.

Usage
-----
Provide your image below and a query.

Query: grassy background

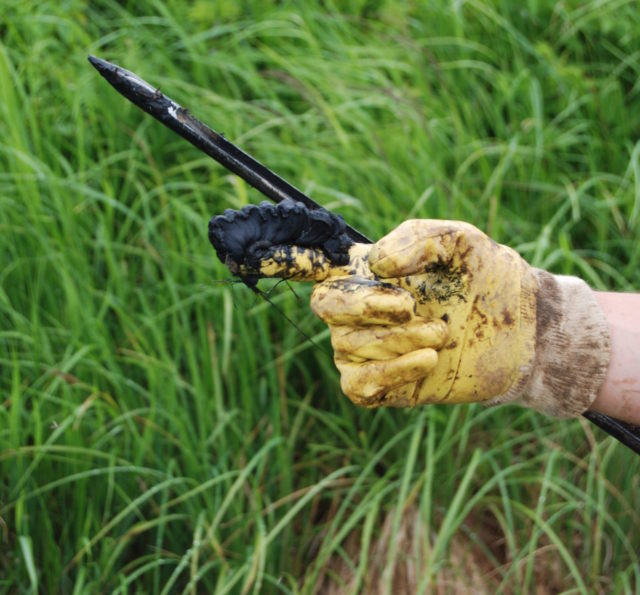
[1,0,640,592]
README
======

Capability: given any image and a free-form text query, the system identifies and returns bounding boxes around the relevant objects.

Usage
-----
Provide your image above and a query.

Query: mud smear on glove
[406,261,467,305]
[209,199,354,289]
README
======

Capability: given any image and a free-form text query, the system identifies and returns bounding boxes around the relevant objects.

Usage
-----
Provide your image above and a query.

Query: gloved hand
[310,219,613,417]
[219,215,611,418]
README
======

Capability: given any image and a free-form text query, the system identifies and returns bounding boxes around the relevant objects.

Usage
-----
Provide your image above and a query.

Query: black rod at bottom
[583,410,640,455]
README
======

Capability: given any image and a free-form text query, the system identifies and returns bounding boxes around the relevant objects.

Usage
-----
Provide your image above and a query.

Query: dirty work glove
[209,205,610,417]
[310,220,611,417]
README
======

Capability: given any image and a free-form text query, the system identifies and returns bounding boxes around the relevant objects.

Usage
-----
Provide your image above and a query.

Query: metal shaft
[88,55,370,244]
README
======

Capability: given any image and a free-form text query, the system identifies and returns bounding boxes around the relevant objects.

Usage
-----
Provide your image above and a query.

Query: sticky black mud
[209,200,354,287]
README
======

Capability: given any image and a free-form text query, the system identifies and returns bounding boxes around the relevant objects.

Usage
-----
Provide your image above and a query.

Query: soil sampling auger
[88,55,640,456]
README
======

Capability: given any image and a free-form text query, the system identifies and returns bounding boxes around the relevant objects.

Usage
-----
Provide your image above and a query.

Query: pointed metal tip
[88,55,160,109]
[87,55,123,88]
[87,55,113,76]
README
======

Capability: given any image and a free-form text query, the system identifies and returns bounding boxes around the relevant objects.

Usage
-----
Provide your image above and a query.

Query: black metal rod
[87,55,370,244]
[89,55,640,456]
[582,411,640,455]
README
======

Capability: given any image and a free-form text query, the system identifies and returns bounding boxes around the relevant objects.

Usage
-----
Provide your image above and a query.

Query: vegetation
[1,0,639,592]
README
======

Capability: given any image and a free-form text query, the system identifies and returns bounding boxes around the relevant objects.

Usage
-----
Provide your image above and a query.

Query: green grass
[1,0,640,592]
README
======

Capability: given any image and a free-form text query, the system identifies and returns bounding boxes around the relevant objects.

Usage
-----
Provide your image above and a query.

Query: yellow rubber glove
[311,220,540,409]
[224,217,611,417]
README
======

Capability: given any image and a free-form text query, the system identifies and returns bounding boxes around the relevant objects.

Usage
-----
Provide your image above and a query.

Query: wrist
[589,292,640,425]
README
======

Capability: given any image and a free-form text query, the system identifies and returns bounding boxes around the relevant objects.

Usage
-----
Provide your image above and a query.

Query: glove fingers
[369,219,478,277]
[235,243,372,283]
[336,347,438,403]
[331,318,448,360]
[254,246,333,281]
[311,278,417,326]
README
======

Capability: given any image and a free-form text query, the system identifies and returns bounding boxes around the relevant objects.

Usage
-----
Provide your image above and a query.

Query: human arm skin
[589,292,640,425]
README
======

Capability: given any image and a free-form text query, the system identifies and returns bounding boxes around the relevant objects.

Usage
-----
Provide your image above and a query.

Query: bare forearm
[589,292,640,424]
